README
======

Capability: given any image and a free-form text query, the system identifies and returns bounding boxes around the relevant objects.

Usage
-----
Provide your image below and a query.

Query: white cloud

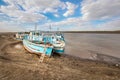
[63,2,77,17]
[0,21,24,32]
[0,0,66,23]
[81,0,120,20]
[97,19,120,31]
[0,2,47,23]
[17,12,46,23]
[23,0,65,12]
[39,16,120,31]
[43,8,57,13]
[54,14,59,17]
[9,0,65,13]
[38,17,92,31]
[0,0,120,31]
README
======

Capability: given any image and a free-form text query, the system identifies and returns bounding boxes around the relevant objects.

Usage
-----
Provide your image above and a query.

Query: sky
[0,0,120,32]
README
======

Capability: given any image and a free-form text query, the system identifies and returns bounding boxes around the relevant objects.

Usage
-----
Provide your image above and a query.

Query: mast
[49,25,51,32]
[35,23,37,35]
[57,27,59,31]
[35,23,37,32]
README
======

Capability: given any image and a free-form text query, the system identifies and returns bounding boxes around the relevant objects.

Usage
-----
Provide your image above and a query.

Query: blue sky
[0,0,120,32]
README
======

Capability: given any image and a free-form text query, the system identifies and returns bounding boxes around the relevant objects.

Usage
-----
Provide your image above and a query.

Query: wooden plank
[39,53,45,62]
[39,46,46,63]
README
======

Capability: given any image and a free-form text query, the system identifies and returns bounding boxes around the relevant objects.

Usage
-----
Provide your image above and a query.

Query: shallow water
[64,33,120,59]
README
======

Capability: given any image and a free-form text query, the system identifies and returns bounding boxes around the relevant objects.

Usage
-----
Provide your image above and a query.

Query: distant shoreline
[0,31,120,34]
[62,31,120,33]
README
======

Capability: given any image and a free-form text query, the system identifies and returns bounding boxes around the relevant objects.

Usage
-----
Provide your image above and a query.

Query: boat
[23,32,65,54]
[20,24,65,55]
[24,31,43,42]
[23,39,53,57]
[52,33,65,53]
[16,32,25,40]
[53,40,65,54]
[40,32,65,54]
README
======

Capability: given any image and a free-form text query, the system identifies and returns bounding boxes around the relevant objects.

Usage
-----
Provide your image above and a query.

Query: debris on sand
[14,44,23,49]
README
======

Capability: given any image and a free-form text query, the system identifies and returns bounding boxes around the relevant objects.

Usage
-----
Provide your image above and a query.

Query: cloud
[43,8,57,13]
[0,5,46,23]
[54,14,59,17]
[0,0,120,32]
[17,12,46,23]
[81,0,120,20]
[39,16,120,31]
[97,19,120,31]
[0,0,66,23]
[0,21,24,32]
[3,0,65,11]
[38,17,92,31]
[63,2,77,17]
[0,2,47,23]
[21,0,65,12]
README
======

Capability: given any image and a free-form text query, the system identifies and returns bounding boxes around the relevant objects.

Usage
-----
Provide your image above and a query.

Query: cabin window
[52,37,54,39]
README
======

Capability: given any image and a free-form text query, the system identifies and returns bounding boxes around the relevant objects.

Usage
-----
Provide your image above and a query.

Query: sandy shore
[0,33,120,80]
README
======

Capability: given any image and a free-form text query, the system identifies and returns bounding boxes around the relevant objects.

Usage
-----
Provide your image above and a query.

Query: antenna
[49,24,52,32]
[34,23,37,35]
[57,27,59,31]
[35,23,37,32]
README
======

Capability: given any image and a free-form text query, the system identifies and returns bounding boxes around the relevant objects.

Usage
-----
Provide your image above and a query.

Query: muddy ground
[0,33,120,80]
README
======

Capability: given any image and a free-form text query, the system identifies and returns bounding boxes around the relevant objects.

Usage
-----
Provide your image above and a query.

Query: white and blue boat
[23,32,65,54]
[16,29,65,56]
[52,33,65,54]
[16,32,26,40]
[23,39,53,57]
[41,32,65,54]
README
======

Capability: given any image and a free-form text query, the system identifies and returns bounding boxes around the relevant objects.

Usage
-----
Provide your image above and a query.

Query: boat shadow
[52,52,61,58]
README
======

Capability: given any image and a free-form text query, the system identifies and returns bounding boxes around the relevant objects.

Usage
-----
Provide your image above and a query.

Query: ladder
[39,46,47,62]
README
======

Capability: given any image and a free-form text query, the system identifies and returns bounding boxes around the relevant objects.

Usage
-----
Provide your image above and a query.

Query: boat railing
[24,40,53,48]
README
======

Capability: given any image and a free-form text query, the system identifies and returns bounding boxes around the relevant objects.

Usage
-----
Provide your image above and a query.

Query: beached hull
[23,32,65,54]
[52,40,65,54]
[53,47,65,53]
[23,40,53,57]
